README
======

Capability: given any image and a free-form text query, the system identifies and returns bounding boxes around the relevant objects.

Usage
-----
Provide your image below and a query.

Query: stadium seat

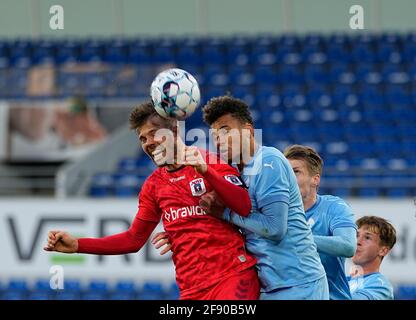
[137,281,165,300]
[396,285,416,300]
[164,282,180,300]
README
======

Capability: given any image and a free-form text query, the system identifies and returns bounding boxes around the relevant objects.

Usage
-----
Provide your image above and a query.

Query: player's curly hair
[202,95,253,126]
[284,144,323,176]
[356,216,397,250]
[129,101,176,131]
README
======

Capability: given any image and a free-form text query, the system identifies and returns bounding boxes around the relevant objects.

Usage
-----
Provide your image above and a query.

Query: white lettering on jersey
[164,206,207,222]
[169,175,185,183]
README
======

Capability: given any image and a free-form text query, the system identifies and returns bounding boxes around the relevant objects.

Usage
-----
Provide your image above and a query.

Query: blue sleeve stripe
[258,194,289,209]
[330,222,358,233]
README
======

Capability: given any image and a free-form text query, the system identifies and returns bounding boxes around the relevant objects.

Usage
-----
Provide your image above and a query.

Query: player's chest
[154,172,213,207]
[306,210,331,235]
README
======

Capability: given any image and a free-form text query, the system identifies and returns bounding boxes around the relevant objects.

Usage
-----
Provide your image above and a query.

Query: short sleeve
[352,279,394,300]
[255,155,290,209]
[137,178,161,223]
[328,199,357,233]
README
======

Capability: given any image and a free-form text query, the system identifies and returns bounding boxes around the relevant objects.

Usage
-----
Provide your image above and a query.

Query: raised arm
[184,147,251,217]
[313,227,356,257]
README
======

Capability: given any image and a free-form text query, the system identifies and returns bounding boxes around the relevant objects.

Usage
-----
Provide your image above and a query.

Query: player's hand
[349,264,364,278]
[151,232,172,255]
[43,230,78,253]
[199,191,226,219]
[184,146,207,174]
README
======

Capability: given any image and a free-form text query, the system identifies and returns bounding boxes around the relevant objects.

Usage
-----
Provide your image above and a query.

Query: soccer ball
[150,68,201,120]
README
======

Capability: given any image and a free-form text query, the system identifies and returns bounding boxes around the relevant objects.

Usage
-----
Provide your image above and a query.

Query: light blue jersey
[235,146,326,293]
[306,195,357,300]
[348,272,394,300]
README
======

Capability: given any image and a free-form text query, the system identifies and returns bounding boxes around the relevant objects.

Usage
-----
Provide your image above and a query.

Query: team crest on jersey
[189,178,206,196]
[224,175,243,186]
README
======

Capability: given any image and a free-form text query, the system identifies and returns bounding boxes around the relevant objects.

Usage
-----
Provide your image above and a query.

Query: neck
[237,138,257,172]
[358,260,381,276]
[303,193,317,212]
[166,163,184,172]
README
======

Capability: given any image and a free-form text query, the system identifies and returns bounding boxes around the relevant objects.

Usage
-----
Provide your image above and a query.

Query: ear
[312,174,321,188]
[243,123,254,136]
[379,246,390,258]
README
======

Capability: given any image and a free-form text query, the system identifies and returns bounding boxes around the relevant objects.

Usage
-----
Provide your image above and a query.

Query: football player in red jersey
[44,101,259,300]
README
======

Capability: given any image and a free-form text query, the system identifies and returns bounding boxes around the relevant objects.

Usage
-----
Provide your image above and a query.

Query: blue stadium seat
[226,35,251,65]
[83,292,107,300]
[128,40,153,64]
[2,291,26,300]
[7,279,28,292]
[79,40,105,62]
[164,282,180,300]
[396,285,416,300]
[201,38,227,65]
[331,188,352,198]
[357,187,382,198]
[83,280,109,300]
[55,40,80,64]
[55,291,82,300]
[176,38,202,66]
[386,188,408,198]
[28,291,52,300]
[137,281,165,300]
[89,173,114,197]
[34,279,53,292]
[104,39,128,63]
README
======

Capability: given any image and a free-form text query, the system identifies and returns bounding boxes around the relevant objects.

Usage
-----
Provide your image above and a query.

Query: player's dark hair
[356,216,397,250]
[129,101,176,131]
[284,144,323,176]
[202,96,253,126]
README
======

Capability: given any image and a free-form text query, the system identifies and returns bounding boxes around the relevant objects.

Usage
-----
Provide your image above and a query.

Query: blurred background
[0,0,415,300]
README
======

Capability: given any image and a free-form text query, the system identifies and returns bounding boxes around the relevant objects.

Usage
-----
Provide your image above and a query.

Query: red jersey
[137,151,256,298]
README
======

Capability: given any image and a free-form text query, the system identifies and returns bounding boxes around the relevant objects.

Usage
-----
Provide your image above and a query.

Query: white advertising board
[0,198,415,285]
[0,199,175,284]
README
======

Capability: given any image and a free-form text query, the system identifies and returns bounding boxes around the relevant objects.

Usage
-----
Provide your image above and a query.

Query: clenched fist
[43,230,78,253]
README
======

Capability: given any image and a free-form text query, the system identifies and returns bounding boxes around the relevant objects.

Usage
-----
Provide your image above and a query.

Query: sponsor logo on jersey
[164,206,207,222]
[169,175,185,183]
[189,178,206,196]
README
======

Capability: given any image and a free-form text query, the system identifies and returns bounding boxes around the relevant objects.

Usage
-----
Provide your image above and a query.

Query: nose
[143,137,157,153]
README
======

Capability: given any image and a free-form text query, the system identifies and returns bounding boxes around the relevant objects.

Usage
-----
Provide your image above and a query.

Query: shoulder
[257,146,290,169]
[320,195,353,213]
[202,149,239,175]
[141,169,162,191]
[366,273,393,289]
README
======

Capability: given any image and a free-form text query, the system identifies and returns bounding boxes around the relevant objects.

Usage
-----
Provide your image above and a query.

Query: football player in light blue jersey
[284,145,357,300]
[348,216,396,300]
[200,96,329,300]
